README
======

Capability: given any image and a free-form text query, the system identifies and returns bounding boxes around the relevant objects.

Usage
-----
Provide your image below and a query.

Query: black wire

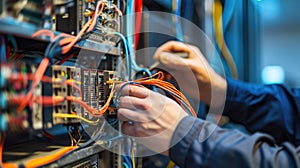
[76,31,93,44]
[114,39,122,47]
[121,0,126,14]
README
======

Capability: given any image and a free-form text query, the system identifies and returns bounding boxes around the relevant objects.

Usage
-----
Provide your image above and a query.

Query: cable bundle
[117,72,197,117]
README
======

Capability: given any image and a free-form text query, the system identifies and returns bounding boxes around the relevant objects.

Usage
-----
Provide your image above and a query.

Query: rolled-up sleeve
[169,116,300,168]
[223,79,300,145]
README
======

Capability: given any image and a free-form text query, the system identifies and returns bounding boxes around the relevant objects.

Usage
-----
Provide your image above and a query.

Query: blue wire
[114,81,140,103]
[126,0,135,45]
[223,0,236,32]
[113,32,152,80]
[123,162,130,168]
[165,89,194,115]
[125,0,152,77]
[92,17,101,32]
[175,0,183,41]
[113,32,132,80]
[123,156,132,168]
[0,35,6,61]
[125,38,152,76]
[183,0,194,21]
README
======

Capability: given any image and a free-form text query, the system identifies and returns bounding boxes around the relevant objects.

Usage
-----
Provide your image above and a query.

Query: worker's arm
[117,85,300,168]
[224,79,300,145]
[154,41,300,146]
[170,115,300,168]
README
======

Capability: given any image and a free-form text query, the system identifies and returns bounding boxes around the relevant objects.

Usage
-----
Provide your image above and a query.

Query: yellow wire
[68,130,75,146]
[166,161,175,168]
[131,147,135,168]
[53,113,99,125]
[172,0,176,12]
[66,79,81,85]
[213,0,238,79]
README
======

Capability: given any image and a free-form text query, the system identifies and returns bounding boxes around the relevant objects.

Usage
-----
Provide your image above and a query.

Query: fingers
[119,96,150,111]
[118,108,142,122]
[153,41,202,70]
[153,41,198,60]
[153,41,191,59]
[158,52,189,70]
[116,84,150,98]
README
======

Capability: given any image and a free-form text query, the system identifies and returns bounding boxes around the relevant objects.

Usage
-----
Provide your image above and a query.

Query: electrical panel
[0,0,208,167]
[0,0,126,167]
[52,65,81,124]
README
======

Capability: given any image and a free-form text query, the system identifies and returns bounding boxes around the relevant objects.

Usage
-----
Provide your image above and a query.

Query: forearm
[223,79,300,145]
[169,116,300,168]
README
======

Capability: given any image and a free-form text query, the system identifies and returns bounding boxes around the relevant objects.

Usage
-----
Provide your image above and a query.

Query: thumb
[159,52,189,70]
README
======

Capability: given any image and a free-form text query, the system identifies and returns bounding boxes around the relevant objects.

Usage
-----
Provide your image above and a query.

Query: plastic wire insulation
[123,162,130,168]
[134,0,143,50]
[172,0,183,41]
[126,0,135,46]
[23,146,77,168]
[17,58,50,113]
[0,35,6,61]
[9,74,82,98]
[213,0,238,79]
[222,0,236,32]
[131,146,136,168]
[53,113,99,125]
[32,29,55,41]
[110,32,132,80]
[126,0,152,78]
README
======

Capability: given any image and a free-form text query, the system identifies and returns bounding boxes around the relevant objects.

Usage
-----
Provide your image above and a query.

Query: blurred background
[260,0,300,87]
[142,0,300,87]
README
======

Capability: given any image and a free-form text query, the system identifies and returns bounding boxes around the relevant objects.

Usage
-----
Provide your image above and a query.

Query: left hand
[117,84,188,155]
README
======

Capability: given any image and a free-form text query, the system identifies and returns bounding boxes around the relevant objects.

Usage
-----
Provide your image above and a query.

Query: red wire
[17,58,49,113]
[134,0,143,50]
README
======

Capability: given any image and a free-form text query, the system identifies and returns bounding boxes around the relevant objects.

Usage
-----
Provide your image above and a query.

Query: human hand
[117,84,188,156]
[153,41,227,108]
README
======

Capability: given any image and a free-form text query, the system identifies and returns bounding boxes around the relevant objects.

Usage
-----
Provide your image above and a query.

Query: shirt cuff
[223,78,249,118]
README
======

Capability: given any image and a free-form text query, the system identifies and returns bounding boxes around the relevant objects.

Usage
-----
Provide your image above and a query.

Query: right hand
[117,84,188,155]
[153,41,227,108]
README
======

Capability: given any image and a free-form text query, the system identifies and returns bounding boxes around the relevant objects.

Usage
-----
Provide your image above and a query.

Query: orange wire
[39,96,65,106]
[61,2,104,54]
[87,1,103,32]
[9,95,65,107]
[66,90,115,116]
[10,73,82,98]
[53,33,75,42]
[17,58,50,113]
[130,72,197,117]
[23,146,77,168]
[0,135,18,168]
[133,71,164,82]
[0,135,3,167]
[32,2,105,55]
[0,119,75,168]
[32,30,55,41]
[59,37,76,46]
[3,163,18,168]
